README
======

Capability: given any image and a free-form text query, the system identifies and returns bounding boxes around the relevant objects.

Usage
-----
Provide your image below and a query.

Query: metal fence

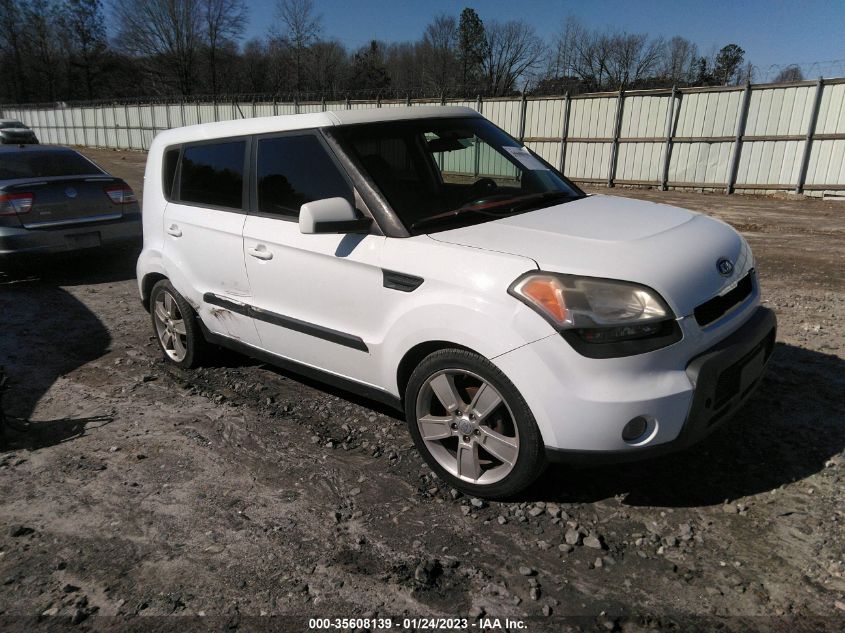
[3,78,845,196]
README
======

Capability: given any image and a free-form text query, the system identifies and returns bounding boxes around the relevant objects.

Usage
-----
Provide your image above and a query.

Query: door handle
[166,224,182,237]
[247,245,273,260]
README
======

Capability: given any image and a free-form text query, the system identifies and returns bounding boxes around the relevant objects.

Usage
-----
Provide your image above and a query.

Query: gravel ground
[0,147,843,632]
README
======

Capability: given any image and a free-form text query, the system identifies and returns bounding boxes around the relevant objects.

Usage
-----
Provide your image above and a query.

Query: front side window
[256,134,352,217]
[179,141,245,209]
[333,117,583,234]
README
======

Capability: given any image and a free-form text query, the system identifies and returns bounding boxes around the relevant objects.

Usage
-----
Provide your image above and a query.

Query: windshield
[0,122,27,129]
[333,117,584,234]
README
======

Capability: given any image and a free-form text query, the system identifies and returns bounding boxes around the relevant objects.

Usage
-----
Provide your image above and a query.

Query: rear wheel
[150,279,205,368]
[405,349,546,499]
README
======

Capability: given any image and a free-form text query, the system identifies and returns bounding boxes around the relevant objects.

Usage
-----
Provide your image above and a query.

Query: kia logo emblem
[717,257,734,277]
[65,187,78,199]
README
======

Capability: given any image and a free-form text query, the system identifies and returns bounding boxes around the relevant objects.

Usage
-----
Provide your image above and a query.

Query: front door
[242,132,386,388]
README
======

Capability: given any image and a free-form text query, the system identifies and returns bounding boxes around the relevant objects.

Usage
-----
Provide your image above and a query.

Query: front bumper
[0,216,141,256]
[492,304,776,461]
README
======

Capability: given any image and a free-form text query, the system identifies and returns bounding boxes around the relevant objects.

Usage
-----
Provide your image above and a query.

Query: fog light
[622,416,649,442]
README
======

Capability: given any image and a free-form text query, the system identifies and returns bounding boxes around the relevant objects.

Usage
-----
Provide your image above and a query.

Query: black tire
[404,348,546,499]
[149,279,206,368]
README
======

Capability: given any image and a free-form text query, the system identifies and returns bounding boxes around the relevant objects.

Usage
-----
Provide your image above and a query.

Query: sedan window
[0,150,103,180]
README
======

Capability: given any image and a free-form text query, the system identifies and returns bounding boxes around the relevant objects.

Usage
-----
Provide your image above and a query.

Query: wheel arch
[396,340,477,405]
[140,272,168,312]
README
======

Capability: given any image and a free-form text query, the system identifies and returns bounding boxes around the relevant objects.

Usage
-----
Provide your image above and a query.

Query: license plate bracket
[65,232,101,249]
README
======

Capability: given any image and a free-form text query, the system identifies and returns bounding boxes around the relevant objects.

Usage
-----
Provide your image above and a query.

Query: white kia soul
[137,106,776,498]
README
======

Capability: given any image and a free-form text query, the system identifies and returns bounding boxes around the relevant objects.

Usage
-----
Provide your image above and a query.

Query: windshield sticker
[503,146,549,171]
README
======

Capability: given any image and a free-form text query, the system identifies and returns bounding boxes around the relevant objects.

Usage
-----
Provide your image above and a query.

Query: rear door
[163,139,260,346]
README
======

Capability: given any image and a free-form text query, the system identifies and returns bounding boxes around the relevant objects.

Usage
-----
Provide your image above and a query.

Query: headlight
[508,272,681,356]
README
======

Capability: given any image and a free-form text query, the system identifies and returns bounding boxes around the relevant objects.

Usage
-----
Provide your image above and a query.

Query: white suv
[137,106,776,498]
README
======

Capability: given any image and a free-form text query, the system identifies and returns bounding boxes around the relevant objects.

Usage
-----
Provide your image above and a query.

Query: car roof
[151,105,482,148]
[0,144,76,154]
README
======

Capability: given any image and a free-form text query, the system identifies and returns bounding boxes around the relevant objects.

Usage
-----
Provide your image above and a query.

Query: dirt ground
[0,147,843,632]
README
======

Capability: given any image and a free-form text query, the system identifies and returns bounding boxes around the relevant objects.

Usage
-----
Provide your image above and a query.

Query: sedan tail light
[104,184,137,204]
[0,192,35,215]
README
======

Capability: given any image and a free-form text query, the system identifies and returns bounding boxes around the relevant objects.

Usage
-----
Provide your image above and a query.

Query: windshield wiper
[410,191,579,232]
[506,191,577,213]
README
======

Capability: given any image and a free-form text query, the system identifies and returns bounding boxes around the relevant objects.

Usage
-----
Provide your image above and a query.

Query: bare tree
[773,65,804,83]
[546,17,584,80]
[113,0,203,95]
[56,0,108,100]
[202,0,247,96]
[0,0,29,101]
[420,14,457,93]
[309,40,347,95]
[661,36,698,85]
[482,20,544,96]
[603,32,663,89]
[572,29,613,90]
[275,0,321,93]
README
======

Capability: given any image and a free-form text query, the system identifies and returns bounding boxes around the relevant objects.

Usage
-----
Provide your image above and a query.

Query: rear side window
[0,150,102,180]
[162,147,179,200]
[179,141,245,209]
[256,135,352,217]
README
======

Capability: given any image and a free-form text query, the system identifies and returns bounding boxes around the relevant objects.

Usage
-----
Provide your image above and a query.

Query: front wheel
[404,349,546,499]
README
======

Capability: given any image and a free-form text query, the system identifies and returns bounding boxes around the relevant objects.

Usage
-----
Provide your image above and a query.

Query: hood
[428,194,751,317]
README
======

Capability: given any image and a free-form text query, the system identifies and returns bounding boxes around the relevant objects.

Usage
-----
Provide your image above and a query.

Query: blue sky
[239,0,845,79]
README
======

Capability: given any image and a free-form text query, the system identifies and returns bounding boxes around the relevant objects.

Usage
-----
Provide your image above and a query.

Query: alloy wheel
[415,369,519,485]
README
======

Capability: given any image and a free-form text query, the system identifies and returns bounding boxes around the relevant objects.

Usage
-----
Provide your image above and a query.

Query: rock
[470,497,486,509]
[542,604,552,616]
[449,489,461,500]
[109,446,119,453]
[723,504,739,514]
[584,535,605,550]
[537,540,551,550]
[835,601,845,613]
[528,506,544,517]
[414,560,441,585]
[530,586,541,600]
[518,566,536,577]
[559,544,574,553]
[497,515,507,525]
[9,525,34,537]
[70,608,89,625]
[594,557,604,569]
[460,506,471,516]
[545,504,562,518]
[564,529,582,546]
[348,487,361,497]
[468,605,485,619]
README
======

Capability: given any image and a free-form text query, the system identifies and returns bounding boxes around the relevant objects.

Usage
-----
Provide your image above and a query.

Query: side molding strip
[202,293,368,352]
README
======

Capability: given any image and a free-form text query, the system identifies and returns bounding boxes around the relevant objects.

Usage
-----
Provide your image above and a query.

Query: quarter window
[162,147,179,200]
[257,135,352,217]
[179,141,245,209]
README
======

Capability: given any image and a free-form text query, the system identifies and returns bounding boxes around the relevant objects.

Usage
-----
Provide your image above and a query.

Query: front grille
[694,270,754,327]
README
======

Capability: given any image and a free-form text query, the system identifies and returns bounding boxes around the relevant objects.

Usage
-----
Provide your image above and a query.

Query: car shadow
[0,242,140,287]
[526,342,845,507]
[0,252,121,451]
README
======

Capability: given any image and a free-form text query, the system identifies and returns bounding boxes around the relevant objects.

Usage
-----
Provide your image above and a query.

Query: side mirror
[299,197,372,235]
